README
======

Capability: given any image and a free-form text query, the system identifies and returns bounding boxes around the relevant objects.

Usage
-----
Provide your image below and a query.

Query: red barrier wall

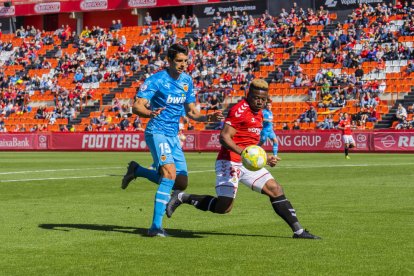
[1,131,414,152]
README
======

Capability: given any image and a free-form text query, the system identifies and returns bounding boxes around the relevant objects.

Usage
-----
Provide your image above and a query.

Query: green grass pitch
[0,152,413,275]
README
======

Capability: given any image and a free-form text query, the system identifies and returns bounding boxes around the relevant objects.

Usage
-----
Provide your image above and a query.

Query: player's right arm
[133,77,164,118]
[219,123,244,155]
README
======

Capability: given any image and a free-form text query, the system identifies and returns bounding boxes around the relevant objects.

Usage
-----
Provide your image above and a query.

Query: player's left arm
[185,102,224,122]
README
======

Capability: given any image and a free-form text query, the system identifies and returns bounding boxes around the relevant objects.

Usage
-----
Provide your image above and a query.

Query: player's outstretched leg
[166,190,219,217]
[121,161,160,189]
[263,179,321,239]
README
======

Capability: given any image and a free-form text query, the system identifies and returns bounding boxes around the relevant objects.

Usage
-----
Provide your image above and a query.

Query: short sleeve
[137,77,158,100]
[185,80,195,104]
[224,106,244,129]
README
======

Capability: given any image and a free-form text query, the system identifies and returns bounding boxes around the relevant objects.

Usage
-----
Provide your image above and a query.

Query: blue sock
[135,165,160,184]
[273,142,279,156]
[150,178,174,230]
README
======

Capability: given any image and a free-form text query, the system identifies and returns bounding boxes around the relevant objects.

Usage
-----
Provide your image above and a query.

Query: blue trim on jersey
[137,70,195,137]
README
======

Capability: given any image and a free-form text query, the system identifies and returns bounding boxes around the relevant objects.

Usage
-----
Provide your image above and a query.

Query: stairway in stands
[267,23,337,82]
[375,89,414,128]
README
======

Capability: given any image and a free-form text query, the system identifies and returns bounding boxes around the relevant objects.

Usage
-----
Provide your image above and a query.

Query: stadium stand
[1,1,414,133]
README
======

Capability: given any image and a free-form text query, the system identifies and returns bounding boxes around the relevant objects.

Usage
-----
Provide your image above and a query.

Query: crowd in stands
[2,1,414,133]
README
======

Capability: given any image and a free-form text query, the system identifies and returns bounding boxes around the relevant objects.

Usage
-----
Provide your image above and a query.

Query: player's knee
[159,164,176,180]
[174,175,188,190]
[262,180,284,198]
[215,197,233,214]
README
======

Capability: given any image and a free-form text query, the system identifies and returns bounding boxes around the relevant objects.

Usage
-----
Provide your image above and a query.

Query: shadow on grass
[38,223,285,239]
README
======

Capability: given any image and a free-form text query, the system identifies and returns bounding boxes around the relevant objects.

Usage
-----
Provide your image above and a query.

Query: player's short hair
[167,44,188,60]
[249,79,269,92]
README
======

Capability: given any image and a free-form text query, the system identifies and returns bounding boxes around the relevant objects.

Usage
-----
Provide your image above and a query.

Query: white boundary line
[0,167,123,175]
[1,163,414,183]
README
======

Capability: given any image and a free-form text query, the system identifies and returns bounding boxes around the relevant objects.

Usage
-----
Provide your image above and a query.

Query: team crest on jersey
[251,118,255,122]
[183,84,189,92]
[160,155,167,162]
[140,84,148,91]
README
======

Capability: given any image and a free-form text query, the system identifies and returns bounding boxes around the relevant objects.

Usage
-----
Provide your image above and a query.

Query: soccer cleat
[121,161,139,189]
[293,229,321,239]
[345,156,351,160]
[147,228,168,237]
[166,190,183,218]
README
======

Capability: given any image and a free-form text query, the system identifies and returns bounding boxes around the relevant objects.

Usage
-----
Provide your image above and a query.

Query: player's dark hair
[167,44,188,60]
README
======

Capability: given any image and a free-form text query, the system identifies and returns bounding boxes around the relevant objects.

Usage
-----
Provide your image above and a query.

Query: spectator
[179,15,187,27]
[292,121,301,130]
[171,14,178,27]
[302,106,317,123]
[119,114,130,130]
[187,122,195,130]
[396,103,407,121]
[318,114,334,129]
[288,61,303,76]
[191,15,199,29]
[406,60,414,74]
[318,92,332,108]
[144,12,153,26]
[272,67,284,83]
[282,122,289,130]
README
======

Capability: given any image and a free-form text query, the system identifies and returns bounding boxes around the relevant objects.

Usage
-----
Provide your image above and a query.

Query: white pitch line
[0,167,123,175]
[279,163,414,169]
[0,175,109,183]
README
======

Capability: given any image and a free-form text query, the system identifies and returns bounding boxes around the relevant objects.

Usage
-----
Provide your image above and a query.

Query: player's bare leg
[262,179,320,239]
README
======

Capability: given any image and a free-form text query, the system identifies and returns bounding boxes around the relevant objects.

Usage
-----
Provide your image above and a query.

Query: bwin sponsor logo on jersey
[166,94,186,104]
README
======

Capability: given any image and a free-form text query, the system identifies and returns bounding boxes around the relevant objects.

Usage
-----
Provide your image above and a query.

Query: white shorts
[343,135,355,145]
[215,160,274,198]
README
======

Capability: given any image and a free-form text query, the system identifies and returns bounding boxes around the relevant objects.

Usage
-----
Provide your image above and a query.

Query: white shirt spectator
[144,12,152,26]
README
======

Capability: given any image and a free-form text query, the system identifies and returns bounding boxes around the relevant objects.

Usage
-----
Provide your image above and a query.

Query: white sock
[294,228,304,235]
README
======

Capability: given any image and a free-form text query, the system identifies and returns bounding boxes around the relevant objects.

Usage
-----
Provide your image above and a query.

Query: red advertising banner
[234,131,370,152]
[373,132,414,152]
[1,131,414,152]
[0,133,49,150]
[51,132,148,151]
[0,0,222,17]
